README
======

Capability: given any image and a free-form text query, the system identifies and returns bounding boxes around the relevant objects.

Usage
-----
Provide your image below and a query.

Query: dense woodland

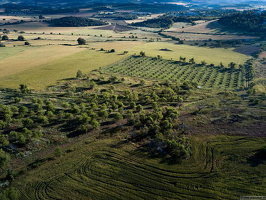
[218,11,266,37]
[48,17,107,27]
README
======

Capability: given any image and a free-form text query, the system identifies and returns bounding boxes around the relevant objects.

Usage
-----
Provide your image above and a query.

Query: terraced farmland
[103,56,247,89]
[15,136,266,200]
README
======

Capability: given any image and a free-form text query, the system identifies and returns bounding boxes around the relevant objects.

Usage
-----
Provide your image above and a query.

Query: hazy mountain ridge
[0,0,265,5]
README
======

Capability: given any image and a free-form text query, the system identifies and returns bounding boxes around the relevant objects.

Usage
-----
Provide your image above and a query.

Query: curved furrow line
[95,149,209,177]
[63,170,145,200]
[86,166,215,200]
[80,153,218,199]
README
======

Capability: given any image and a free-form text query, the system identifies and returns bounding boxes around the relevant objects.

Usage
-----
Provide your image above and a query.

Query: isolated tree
[77,37,86,45]
[140,51,146,57]
[219,62,225,69]
[17,35,25,41]
[1,35,8,40]
[110,49,115,53]
[24,41,30,45]
[228,62,236,70]
[76,70,83,78]
[19,84,29,94]
[201,60,207,66]
[189,58,195,64]
[179,56,186,62]
[157,55,162,59]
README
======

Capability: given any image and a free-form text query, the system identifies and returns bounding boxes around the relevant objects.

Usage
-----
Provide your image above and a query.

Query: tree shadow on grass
[247,148,266,167]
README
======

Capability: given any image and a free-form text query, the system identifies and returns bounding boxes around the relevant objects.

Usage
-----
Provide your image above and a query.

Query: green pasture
[0,46,30,60]
[72,28,114,36]
[14,136,266,199]
[129,42,250,65]
[0,50,127,90]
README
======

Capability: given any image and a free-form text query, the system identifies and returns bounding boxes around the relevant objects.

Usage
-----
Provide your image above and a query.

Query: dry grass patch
[0,49,128,90]
[0,46,29,60]
[91,41,144,51]
[0,45,84,78]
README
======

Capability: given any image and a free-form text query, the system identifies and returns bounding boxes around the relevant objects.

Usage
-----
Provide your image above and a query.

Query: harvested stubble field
[14,136,266,200]
[103,56,247,89]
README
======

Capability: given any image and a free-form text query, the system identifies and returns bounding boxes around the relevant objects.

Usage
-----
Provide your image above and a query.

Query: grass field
[0,41,249,90]
[0,49,128,90]
[13,136,266,200]
[128,42,249,65]
[0,46,30,60]
[103,56,247,89]
[0,45,84,78]
[254,78,266,93]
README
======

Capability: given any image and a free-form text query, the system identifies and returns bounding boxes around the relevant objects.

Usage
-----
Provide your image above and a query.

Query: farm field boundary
[103,56,248,89]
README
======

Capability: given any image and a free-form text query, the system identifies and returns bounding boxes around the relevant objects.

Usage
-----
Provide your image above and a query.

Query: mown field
[103,56,247,89]
[14,136,266,200]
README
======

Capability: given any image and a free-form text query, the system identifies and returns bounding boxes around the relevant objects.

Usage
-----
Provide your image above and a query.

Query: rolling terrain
[0,5,265,200]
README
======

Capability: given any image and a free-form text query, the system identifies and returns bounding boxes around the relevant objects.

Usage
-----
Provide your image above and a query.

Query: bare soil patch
[259,51,266,59]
